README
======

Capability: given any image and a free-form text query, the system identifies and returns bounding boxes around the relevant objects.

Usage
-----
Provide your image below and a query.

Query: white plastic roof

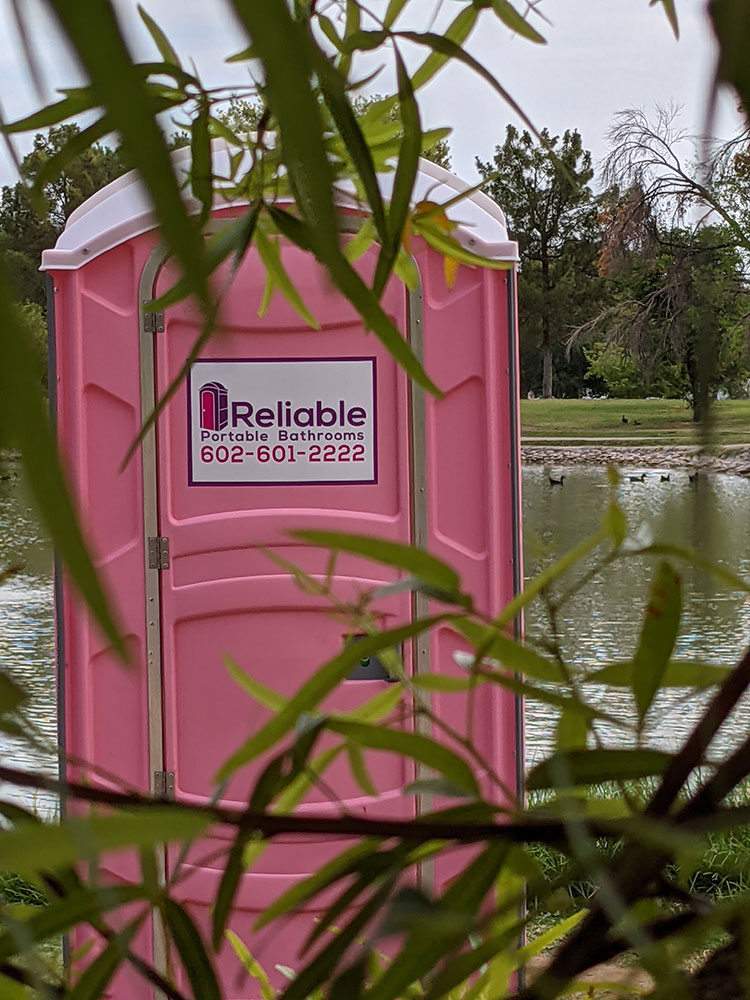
[41,140,518,271]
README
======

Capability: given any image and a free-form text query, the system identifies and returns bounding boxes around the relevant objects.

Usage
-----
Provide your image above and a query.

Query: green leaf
[242,745,345,872]
[163,899,220,1000]
[150,210,258,311]
[555,708,590,752]
[277,879,396,1000]
[413,219,514,272]
[291,531,461,594]
[422,931,516,1000]
[2,93,97,132]
[225,655,286,711]
[453,619,565,683]
[344,220,377,263]
[138,5,182,65]
[345,682,403,722]
[373,45,421,297]
[604,500,627,547]
[0,885,149,962]
[526,749,675,791]
[486,0,546,43]
[66,918,141,1000]
[257,839,380,929]
[396,29,537,135]
[384,0,409,27]
[50,0,210,311]
[329,956,367,1000]
[346,742,378,796]
[313,52,387,245]
[366,844,508,1000]
[403,777,474,799]
[652,0,680,38]
[583,660,730,689]
[411,7,479,91]
[190,94,213,225]
[710,0,750,116]
[0,810,209,876]
[451,653,622,727]
[0,673,27,717]
[267,211,441,396]
[0,265,125,657]
[326,719,479,797]
[318,15,345,51]
[229,0,337,243]
[631,541,750,593]
[255,230,320,328]
[226,931,274,1000]
[216,617,444,780]
[249,721,325,812]
[0,976,27,999]
[123,205,261,466]
[631,561,681,723]
[492,525,609,631]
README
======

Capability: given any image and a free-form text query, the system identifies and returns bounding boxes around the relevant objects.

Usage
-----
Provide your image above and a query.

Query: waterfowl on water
[688,471,699,484]
[549,475,565,486]
[660,474,670,482]
[629,473,647,482]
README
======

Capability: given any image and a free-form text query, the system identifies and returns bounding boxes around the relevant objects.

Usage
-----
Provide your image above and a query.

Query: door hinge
[153,770,175,799]
[147,536,170,570]
[143,310,164,334]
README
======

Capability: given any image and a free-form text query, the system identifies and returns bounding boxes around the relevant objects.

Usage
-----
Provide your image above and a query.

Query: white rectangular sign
[188,358,377,485]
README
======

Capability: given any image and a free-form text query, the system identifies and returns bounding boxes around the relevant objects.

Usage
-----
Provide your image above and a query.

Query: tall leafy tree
[0,124,125,305]
[476,126,599,397]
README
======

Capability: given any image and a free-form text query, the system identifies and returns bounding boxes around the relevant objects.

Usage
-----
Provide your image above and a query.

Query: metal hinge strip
[153,770,175,799]
[147,536,170,570]
[143,310,164,334]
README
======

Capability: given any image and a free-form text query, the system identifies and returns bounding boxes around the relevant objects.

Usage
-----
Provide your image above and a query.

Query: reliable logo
[199,381,228,431]
[190,358,377,485]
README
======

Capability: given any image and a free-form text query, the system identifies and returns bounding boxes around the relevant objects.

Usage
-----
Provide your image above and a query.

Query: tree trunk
[542,339,553,398]
[541,247,553,398]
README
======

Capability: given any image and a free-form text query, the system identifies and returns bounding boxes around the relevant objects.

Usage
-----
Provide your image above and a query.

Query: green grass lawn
[521,399,750,446]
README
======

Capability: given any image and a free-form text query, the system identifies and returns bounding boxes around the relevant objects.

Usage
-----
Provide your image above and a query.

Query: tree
[0,125,125,306]
[574,107,750,416]
[476,126,600,397]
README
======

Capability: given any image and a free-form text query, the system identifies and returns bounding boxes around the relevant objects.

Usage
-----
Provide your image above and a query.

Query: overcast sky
[0,0,744,190]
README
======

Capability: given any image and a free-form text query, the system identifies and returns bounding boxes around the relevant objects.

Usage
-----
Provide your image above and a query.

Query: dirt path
[525,955,653,996]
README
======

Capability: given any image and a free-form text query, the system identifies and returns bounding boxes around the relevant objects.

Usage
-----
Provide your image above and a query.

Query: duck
[549,474,565,486]
[633,419,642,426]
[688,471,699,484]
[629,473,647,483]
[660,474,670,482]
[621,415,629,424]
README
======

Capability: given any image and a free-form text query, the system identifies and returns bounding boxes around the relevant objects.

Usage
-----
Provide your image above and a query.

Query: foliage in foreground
[3,0,750,998]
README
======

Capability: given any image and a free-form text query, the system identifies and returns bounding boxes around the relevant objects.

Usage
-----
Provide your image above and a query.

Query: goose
[549,474,565,486]
[629,473,647,483]
[660,474,670,482]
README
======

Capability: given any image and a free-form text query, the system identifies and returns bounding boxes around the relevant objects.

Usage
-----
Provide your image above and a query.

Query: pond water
[523,464,750,768]
[2,459,750,798]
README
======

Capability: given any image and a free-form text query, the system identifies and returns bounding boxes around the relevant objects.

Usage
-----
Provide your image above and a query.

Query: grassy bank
[522,399,750,446]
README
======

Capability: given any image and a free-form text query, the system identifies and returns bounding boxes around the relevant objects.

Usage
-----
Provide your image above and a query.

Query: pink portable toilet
[42,144,522,998]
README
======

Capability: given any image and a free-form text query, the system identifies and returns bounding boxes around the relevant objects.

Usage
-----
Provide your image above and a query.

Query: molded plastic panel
[50,216,521,998]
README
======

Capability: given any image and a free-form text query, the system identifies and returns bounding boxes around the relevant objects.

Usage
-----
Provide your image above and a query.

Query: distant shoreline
[522,444,750,477]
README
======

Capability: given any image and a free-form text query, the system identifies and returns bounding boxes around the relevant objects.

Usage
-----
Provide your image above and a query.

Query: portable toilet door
[42,145,522,998]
